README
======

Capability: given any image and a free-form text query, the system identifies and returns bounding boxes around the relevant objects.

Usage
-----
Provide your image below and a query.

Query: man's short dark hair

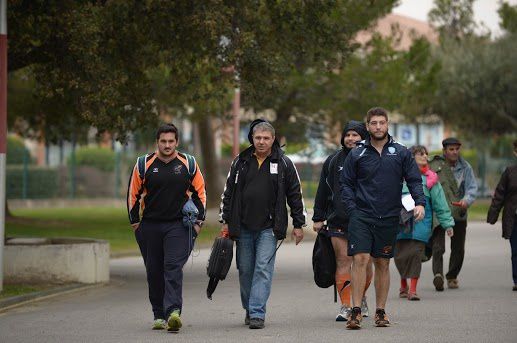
[366,107,389,123]
[156,123,179,140]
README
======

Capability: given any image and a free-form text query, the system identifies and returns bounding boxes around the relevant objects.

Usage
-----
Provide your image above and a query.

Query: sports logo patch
[388,147,396,154]
[173,165,183,174]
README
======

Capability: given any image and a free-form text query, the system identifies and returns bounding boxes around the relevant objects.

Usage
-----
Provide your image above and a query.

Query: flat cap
[442,137,462,147]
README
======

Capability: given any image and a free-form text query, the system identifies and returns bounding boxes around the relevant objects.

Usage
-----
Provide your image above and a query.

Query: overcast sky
[393,0,517,37]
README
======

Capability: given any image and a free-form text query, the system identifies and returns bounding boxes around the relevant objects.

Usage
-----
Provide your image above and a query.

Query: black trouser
[510,216,517,285]
[431,221,467,280]
[134,219,192,320]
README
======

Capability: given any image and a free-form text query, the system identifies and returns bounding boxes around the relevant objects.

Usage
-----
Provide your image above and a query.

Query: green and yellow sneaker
[152,319,167,330]
[167,310,182,332]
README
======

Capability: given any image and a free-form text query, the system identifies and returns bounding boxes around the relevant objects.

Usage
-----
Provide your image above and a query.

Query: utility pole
[0,0,8,292]
[232,87,240,158]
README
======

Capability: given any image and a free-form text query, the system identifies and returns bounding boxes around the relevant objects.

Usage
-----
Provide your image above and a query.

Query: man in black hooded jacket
[219,119,306,329]
[313,120,373,321]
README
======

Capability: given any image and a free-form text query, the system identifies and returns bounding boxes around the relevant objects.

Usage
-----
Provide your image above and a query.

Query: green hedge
[221,143,251,157]
[6,135,31,165]
[6,166,58,199]
[72,147,116,172]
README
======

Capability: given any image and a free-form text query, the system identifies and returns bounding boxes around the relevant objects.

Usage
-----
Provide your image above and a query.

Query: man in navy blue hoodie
[340,107,425,329]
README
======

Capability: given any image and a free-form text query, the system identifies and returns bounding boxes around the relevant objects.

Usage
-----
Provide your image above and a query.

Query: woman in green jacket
[395,145,455,300]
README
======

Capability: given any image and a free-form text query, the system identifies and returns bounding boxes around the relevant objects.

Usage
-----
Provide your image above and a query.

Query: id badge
[270,163,278,174]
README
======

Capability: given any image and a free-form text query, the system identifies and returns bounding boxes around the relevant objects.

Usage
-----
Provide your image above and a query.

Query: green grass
[0,283,55,299]
[6,207,220,256]
[468,198,491,221]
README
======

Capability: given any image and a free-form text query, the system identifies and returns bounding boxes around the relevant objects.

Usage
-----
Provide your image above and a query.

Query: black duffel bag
[206,236,234,299]
[312,227,336,288]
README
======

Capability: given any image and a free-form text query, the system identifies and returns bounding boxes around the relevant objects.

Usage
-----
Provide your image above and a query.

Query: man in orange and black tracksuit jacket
[127,124,206,331]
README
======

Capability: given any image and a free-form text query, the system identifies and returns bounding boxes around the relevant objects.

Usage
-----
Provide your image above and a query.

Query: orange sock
[410,278,418,294]
[401,278,408,289]
[336,273,352,307]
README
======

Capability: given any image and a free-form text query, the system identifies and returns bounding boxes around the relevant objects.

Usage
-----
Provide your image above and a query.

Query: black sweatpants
[135,219,192,320]
[431,221,467,280]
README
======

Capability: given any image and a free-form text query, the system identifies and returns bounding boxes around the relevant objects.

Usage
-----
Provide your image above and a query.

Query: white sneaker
[360,297,369,317]
[336,305,351,322]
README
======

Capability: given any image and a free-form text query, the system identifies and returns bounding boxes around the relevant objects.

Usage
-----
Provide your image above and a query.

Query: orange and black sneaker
[346,307,362,330]
[374,308,390,327]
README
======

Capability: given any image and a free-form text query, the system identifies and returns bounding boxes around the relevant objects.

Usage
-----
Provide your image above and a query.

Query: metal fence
[5,149,514,201]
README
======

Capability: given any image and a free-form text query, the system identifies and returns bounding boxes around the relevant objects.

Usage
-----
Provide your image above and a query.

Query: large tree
[8,0,397,207]
[224,1,398,142]
[428,0,478,41]
[427,1,517,136]
[433,34,517,135]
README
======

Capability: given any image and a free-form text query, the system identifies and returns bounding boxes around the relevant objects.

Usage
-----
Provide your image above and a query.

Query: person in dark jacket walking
[340,107,425,329]
[219,119,306,329]
[487,140,517,291]
[127,123,206,332]
[312,120,373,321]
[428,137,478,291]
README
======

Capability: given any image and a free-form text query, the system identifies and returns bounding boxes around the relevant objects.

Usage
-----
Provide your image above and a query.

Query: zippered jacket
[219,144,306,240]
[313,147,351,229]
[397,174,455,243]
[429,155,477,222]
[340,135,425,218]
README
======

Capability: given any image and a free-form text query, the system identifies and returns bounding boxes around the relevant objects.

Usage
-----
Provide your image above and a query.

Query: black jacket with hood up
[219,119,306,240]
[312,121,368,229]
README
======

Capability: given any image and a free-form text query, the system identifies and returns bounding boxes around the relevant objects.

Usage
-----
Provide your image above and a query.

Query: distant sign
[397,124,417,147]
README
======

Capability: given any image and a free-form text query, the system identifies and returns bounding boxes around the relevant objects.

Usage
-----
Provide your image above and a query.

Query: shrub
[71,146,116,172]
[6,166,58,199]
[6,135,31,165]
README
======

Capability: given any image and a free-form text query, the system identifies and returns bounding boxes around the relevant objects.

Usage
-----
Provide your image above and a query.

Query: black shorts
[326,226,348,240]
[347,211,399,258]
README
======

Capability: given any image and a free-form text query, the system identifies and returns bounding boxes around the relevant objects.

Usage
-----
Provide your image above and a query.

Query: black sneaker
[433,274,444,291]
[346,307,362,330]
[249,318,265,329]
[374,308,390,327]
[244,311,250,325]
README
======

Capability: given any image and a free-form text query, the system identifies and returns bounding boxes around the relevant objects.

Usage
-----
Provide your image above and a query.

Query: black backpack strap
[181,152,197,180]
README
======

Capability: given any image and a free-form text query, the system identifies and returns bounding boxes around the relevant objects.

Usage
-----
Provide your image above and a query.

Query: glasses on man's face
[368,121,387,127]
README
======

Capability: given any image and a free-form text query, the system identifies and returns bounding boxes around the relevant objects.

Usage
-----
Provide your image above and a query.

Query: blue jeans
[510,217,517,285]
[236,228,277,320]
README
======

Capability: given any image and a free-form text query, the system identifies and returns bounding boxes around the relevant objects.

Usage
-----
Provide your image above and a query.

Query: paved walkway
[0,222,515,342]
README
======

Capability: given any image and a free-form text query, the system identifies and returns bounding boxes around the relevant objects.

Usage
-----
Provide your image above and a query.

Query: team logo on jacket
[153,167,159,173]
[387,147,397,155]
[173,165,183,174]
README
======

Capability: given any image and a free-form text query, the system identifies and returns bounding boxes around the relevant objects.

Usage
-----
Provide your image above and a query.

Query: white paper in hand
[401,194,415,211]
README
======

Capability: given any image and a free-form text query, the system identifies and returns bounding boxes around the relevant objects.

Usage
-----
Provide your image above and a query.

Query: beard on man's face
[370,131,388,141]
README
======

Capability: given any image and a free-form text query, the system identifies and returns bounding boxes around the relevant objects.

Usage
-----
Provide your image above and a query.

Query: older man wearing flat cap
[428,137,478,291]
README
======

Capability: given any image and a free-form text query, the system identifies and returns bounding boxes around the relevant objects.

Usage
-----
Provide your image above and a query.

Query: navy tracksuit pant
[135,219,193,320]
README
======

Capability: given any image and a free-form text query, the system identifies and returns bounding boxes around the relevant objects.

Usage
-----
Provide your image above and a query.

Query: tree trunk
[197,115,223,209]
[275,91,298,144]
[5,200,12,219]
